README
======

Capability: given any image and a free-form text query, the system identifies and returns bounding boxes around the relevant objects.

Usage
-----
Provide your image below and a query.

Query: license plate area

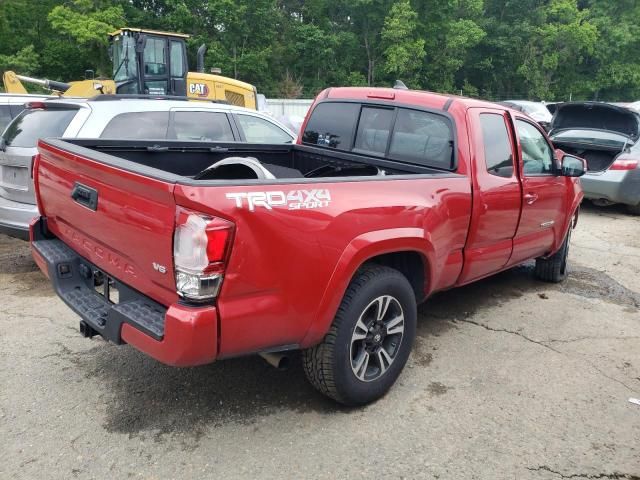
[80,264,120,304]
[94,275,120,304]
[0,165,29,191]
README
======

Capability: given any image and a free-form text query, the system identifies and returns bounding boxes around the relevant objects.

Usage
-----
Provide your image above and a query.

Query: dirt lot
[0,203,638,480]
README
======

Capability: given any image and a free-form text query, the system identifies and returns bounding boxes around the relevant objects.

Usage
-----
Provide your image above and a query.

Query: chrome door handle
[524,193,538,205]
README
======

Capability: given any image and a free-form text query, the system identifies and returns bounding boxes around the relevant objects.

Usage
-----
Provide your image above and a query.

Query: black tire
[535,227,572,283]
[302,264,417,406]
[627,203,640,216]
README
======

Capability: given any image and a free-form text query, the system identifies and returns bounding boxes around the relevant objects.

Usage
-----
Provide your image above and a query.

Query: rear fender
[300,228,433,348]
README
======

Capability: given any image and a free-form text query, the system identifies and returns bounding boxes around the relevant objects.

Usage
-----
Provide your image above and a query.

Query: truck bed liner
[56,138,450,181]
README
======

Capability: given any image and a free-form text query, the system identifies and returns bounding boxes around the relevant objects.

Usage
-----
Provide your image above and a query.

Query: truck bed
[34,136,471,360]
[59,138,452,181]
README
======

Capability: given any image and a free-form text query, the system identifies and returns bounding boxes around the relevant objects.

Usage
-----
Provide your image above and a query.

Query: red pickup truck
[30,88,585,405]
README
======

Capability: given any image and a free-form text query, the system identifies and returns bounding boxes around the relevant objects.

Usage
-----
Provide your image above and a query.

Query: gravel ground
[1,203,639,480]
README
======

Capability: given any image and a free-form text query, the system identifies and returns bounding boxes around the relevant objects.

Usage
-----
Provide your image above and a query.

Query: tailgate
[36,139,178,306]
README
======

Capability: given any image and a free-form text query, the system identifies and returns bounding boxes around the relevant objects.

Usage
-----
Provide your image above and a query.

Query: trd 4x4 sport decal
[226,189,331,211]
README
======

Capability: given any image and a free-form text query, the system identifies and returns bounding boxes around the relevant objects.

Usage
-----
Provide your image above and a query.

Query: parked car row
[2,92,638,245]
[548,102,640,215]
[498,99,640,214]
[0,95,296,238]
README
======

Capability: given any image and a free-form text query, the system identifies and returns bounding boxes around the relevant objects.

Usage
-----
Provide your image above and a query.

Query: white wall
[265,99,314,118]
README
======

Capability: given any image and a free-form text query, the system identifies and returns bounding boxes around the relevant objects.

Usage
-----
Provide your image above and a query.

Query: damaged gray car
[549,102,640,215]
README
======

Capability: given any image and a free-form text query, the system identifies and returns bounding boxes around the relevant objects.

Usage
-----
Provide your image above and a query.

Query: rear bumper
[30,218,218,367]
[581,168,640,206]
[0,195,37,240]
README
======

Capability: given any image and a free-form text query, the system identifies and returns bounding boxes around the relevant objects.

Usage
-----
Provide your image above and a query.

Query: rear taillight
[173,208,234,302]
[610,155,639,171]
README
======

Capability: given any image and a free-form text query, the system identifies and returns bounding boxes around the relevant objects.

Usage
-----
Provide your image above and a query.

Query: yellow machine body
[186,72,256,108]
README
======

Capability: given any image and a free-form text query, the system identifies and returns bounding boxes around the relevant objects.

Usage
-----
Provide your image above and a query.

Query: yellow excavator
[2,28,257,109]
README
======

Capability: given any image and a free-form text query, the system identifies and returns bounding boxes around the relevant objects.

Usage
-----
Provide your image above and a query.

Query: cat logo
[189,83,209,97]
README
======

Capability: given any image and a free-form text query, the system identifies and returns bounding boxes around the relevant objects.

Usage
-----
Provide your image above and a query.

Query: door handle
[524,193,538,205]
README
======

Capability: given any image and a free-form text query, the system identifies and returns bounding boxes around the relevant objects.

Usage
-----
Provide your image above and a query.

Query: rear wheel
[627,203,640,216]
[535,227,572,283]
[302,265,417,406]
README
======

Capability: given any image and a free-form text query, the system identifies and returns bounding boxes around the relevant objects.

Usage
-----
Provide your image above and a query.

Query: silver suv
[0,96,296,238]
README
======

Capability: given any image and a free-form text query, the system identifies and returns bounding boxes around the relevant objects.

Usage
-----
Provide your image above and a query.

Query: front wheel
[302,265,417,406]
[535,226,572,283]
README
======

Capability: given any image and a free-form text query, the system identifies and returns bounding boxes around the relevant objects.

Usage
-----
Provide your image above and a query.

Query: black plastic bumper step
[32,236,167,344]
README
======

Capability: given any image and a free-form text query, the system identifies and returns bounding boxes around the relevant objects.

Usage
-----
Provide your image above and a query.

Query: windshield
[552,129,630,147]
[112,35,137,82]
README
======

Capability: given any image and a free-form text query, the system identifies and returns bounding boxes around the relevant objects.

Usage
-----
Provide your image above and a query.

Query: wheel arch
[300,228,433,348]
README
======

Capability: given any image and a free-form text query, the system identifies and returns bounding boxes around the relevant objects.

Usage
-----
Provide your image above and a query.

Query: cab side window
[480,113,514,178]
[515,119,555,175]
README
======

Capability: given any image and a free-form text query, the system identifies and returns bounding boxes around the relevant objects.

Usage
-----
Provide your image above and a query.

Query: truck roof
[323,87,502,112]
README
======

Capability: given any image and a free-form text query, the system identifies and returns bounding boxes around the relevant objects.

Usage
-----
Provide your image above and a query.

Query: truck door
[507,117,567,265]
[457,108,521,284]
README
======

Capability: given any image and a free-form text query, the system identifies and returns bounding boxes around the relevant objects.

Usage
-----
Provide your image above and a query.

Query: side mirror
[0,137,6,152]
[561,154,587,177]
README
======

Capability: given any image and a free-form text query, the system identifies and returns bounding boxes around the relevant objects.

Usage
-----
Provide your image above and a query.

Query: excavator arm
[2,71,28,94]
[2,71,115,96]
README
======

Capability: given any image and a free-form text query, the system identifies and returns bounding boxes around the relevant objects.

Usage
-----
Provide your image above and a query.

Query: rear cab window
[302,101,455,170]
[3,106,79,148]
[354,107,394,155]
[301,103,360,150]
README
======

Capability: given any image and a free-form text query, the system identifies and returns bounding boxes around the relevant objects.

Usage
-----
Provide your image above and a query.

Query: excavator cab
[109,28,189,96]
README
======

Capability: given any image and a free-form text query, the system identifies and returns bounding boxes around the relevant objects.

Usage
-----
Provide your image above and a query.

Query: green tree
[48,0,125,76]
[1,0,640,101]
[516,0,597,100]
[380,0,425,86]
[0,45,40,75]
[586,0,640,100]
[416,0,485,93]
